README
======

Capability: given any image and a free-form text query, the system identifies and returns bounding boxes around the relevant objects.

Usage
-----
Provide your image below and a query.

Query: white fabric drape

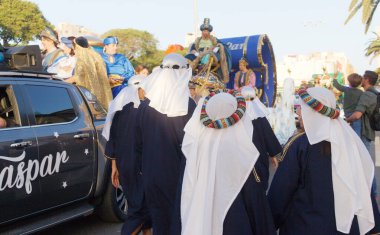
[241,86,269,120]
[181,93,260,235]
[300,87,374,235]
[101,75,145,140]
[144,53,191,117]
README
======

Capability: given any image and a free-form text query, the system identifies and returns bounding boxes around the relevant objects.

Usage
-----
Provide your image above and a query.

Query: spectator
[135,65,149,77]
[333,73,363,136]
[346,70,378,151]
[189,83,200,104]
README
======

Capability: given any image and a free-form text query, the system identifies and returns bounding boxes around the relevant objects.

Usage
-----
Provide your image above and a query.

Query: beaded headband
[201,89,246,129]
[298,89,340,119]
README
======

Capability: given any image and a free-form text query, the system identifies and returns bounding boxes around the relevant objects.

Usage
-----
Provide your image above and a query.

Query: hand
[109,77,117,85]
[213,47,219,53]
[111,160,120,188]
[270,157,279,169]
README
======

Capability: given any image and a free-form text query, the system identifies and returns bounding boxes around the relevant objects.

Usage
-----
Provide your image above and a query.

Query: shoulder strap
[278,131,305,162]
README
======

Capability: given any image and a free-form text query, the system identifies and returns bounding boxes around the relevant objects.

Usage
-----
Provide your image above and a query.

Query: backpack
[368,89,380,131]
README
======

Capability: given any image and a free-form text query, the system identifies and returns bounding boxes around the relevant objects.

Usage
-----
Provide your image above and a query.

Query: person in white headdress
[268,87,380,235]
[134,53,196,235]
[102,74,151,235]
[241,86,282,191]
[179,89,276,235]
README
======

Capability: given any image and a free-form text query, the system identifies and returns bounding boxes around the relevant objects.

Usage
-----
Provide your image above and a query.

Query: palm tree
[365,34,380,74]
[345,0,380,33]
[365,33,380,58]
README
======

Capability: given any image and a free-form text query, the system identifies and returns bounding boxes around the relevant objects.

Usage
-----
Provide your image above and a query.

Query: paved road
[37,133,380,235]
[36,214,122,235]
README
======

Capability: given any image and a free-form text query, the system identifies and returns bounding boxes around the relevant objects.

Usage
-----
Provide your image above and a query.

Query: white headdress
[181,92,260,235]
[241,86,269,119]
[300,87,374,234]
[143,53,191,117]
[101,75,145,140]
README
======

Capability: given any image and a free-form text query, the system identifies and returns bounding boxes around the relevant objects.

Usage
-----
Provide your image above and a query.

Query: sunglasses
[160,64,190,69]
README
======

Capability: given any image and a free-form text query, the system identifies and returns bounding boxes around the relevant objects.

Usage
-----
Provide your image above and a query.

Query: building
[276,52,354,88]
[55,22,99,38]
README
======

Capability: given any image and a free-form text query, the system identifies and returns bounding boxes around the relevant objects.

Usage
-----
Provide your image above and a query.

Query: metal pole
[194,0,199,37]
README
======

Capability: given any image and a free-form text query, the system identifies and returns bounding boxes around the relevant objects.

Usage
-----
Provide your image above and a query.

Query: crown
[200,18,213,32]
[239,57,249,66]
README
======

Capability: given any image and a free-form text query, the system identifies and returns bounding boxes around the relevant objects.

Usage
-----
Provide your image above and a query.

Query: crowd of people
[100,52,380,235]
[39,21,380,235]
[39,27,150,110]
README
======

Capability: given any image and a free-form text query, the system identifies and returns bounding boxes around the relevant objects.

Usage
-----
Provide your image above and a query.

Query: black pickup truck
[0,71,126,234]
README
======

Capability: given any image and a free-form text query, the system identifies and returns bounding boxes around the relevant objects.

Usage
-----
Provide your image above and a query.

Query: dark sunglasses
[160,64,189,69]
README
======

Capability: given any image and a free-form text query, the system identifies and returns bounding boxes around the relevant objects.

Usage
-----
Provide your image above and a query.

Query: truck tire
[96,179,128,222]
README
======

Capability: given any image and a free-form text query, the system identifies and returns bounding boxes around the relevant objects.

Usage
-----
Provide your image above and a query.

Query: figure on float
[185,18,232,94]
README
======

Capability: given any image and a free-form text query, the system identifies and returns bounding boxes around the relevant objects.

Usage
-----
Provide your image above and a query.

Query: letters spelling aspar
[0,151,69,194]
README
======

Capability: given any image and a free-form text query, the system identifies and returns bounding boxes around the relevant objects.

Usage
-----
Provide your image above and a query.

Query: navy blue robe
[135,98,196,235]
[105,101,150,234]
[252,117,282,191]
[268,132,380,235]
[223,172,277,235]
[170,118,277,235]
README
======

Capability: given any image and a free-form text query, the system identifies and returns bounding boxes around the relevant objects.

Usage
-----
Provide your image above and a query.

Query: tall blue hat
[200,18,213,32]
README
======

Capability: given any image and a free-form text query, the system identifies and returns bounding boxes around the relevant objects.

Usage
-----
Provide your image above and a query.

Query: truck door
[0,83,40,224]
[21,82,96,209]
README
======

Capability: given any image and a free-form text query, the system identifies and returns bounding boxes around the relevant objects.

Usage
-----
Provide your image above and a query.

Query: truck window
[25,85,77,125]
[0,85,22,128]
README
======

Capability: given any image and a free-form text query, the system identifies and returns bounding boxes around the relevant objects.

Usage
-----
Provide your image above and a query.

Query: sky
[30,0,380,73]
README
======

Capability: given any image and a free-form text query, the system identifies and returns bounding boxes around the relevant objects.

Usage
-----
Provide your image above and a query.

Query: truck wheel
[96,179,128,222]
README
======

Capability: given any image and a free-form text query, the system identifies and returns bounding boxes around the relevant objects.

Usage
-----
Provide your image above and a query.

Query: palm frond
[345,2,363,24]
[362,0,372,23]
[365,35,380,56]
[349,0,360,10]
[364,0,380,33]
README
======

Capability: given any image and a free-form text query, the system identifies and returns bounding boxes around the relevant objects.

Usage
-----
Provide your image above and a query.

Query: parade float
[189,34,277,107]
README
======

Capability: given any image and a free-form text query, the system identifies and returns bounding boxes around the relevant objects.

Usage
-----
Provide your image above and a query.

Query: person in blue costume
[180,90,276,235]
[241,86,281,191]
[268,87,380,235]
[185,18,232,84]
[101,36,135,98]
[134,53,196,235]
[102,75,151,235]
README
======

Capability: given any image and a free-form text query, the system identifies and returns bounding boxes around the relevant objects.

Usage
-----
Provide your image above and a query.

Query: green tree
[102,28,164,71]
[345,0,380,33]
[0,0,52,46]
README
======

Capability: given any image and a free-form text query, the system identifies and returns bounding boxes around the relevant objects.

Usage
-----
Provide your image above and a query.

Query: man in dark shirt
[346,70,378,150]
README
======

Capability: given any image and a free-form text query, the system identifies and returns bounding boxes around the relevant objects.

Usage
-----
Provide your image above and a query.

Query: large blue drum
[220,35,277,107]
